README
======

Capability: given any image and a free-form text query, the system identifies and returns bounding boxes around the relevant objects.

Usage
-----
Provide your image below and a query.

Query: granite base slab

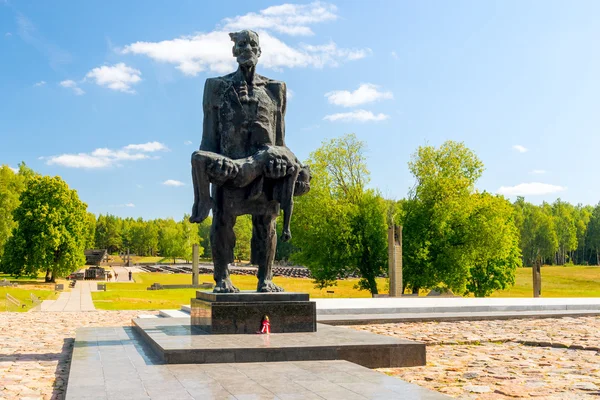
[133,317,425,368]
[191,291,317,334]
[66,326,449,399]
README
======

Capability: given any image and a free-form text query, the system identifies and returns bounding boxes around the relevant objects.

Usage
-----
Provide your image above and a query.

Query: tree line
[2,136,600,292]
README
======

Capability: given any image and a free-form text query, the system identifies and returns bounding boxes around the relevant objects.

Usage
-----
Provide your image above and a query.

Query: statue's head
[230,30,261,68]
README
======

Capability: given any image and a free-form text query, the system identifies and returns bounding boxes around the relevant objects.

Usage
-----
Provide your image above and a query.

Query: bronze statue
[190,30,310,293]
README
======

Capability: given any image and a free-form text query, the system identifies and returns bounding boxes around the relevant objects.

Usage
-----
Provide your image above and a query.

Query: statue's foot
[189,202,211,223]
[280,229,291,242]
[213,278,240,293]
[257,280,284,292]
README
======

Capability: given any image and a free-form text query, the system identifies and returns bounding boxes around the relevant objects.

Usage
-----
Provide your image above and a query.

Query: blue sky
[1,0,600,219]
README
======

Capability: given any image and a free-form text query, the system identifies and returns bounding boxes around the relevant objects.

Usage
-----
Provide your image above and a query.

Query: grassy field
[0,274,63,312]
[491,265,600,297]
[90,265,600,310]
[92,273,388,310]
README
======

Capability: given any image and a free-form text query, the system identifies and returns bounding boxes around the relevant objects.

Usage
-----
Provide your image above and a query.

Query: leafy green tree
[1,175,88,281]
[233,215,252,263]
[291,134,388,294]
[574,205,592,264]
[519,202,558,267]
[401,141,484,294]
[552,199,577,265]
[465,193,522,297]
[198,216,212,258]
[587,203,600,265]
[158,218,182,263]
[84,212,97,250]
[349,191,388,294]
[130,218,159,256]
[95,214,122,253]
[0,163,36,263]
[0,166,24,261]
[180,215,201,262]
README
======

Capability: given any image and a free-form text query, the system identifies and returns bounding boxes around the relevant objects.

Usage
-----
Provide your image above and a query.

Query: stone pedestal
[191,291,316,334]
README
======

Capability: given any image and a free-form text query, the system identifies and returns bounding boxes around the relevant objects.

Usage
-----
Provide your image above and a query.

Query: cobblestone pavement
[0,311,153,400]
[351,316,600,399]
[3,313,600,399]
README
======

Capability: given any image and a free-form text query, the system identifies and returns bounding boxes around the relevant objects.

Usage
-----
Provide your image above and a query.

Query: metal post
[192,244,199,286]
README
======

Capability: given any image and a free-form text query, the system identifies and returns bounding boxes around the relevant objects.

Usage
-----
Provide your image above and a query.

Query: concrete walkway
[39,281,96,312]
[111,265,133,282]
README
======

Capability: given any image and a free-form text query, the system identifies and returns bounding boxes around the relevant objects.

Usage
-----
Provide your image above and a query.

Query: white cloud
[123,141,168,152]
[221,2,338,36]
[497,182,566,196]
[112,202,136,208]
[184,140,193,145]
[531,169,546,174]
[121,3,369,76]
[323,109,389,122]
[9,166,18,173]
[163,179,185,187]
[287,88,294,99]
[60,79,85,95]
[325,83,393,107]
[45,141,168,169]
[5,32,12,37]
[33,80,46,87]
[390,51,398,59]
[85,63,142,94]
[513,145,528,153]
[136,184,143,189]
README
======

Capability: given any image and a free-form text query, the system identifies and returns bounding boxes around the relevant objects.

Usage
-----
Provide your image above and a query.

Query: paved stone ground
[3,312,600,399]
[0,310,151,400]
[351,316,600,399]
[41,281,96,312]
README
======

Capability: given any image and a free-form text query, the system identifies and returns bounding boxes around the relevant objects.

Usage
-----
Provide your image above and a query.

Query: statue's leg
[211,208,239,293]
[252,214,283,292]
[190,152,213,223]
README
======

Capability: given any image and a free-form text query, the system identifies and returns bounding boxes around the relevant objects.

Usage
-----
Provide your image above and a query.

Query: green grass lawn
[0,273,68,312]
[91,265,600,310]
[92,273,388,310]
[491,265,600,297]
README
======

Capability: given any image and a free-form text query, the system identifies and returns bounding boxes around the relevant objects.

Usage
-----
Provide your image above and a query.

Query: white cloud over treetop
[85,63,141,94]
[323,109,389,122]
[325,83,393,107]
[45,141,168,169]
[497,182,566,196]
[120,3,370,76]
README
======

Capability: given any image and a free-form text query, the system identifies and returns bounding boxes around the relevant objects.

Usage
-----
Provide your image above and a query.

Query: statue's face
[232,31,261,67]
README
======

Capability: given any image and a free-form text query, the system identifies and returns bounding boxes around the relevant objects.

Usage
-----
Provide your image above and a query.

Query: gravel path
[0,311,154,400]
[351,316,600,399]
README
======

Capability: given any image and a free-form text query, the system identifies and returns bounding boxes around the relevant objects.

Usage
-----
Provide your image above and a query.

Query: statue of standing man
[190,30,310,293]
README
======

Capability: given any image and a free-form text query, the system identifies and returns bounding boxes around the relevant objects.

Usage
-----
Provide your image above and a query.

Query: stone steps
[159,309,190,318]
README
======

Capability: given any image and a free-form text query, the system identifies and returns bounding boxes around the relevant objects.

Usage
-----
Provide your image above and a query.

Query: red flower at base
[260,315,271,334]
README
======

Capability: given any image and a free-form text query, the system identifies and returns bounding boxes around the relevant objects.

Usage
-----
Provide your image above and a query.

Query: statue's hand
[264,157,292,179]
[262,146,299,180]
[209,157,239,183]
